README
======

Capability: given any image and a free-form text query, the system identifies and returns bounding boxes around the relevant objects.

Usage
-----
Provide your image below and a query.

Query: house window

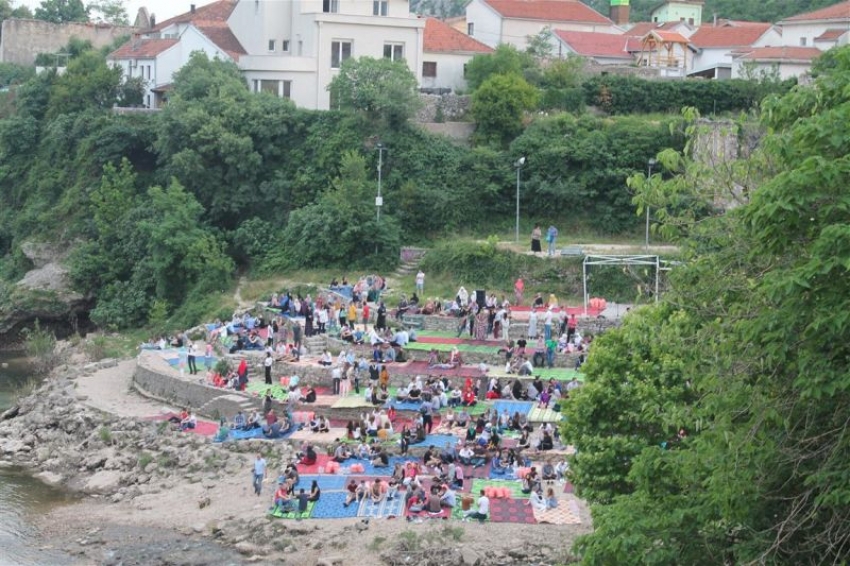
[298,40,303,56]
[254,79,280,95]
[422,61,437,77]
[688,17,694,25]
[384,43,404,61]
[283,80,291,99]
[282,40,290,52]
[800,37,807,46]
[323,0,339,13]
[146,94,151,108]
[467,22,474,36]
[268,39,276,51]
[463,63,468,78]
[373,0,388,16]
[331,40,352,68]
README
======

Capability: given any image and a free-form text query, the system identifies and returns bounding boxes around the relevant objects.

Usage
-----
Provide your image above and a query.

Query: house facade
[464,0,619,50]
[421,17,492,92]
[688,22,779,79]
[650,0,703,27]
[110,0,427,110]
[777,1,850,49]
[553,29,637,64]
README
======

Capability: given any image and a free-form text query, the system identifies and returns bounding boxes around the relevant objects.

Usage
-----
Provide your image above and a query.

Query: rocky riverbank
[0,357,590,565]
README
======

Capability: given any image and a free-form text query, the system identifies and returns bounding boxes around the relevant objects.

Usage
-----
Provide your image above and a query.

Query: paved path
[75,358,176,418]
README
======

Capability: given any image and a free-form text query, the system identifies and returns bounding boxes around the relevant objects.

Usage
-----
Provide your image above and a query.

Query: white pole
[515,165,520,243]
[655,255,660,302]
[645,158,656,252]
[582,259,588,316]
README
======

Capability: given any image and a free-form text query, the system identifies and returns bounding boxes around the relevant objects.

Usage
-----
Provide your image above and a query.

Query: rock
[317,556,344,566]
[84,454,108,470]
[0,439,30,454]
[198,496,211,509]
[35,471,64,487]
[234,542,259,556]
[1,405,20,421]
[461,548,481,566]
[84,471,122,494]
[144,463,158,474]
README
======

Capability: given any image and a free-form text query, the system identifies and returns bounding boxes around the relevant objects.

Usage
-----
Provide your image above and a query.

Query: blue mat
[297,475,348,491]
[421,434,458,447]
[311,491,361,519]
[383,399,427,412]
[492,401,533,417]
[488,467,517,480]
[166,356,217,367]
[358,493,405,518]
[348,456,418,476]
[228,428,265,440]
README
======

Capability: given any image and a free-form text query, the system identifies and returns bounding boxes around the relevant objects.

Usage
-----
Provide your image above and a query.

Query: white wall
[780,22,836,49]
[465,0,502,48]
[420,51,473,91]
[503,19,618,50]
[732,60,810,80]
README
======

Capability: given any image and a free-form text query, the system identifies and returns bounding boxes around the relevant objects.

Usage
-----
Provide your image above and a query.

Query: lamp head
[648,158,657,166]
[516,156,526,167]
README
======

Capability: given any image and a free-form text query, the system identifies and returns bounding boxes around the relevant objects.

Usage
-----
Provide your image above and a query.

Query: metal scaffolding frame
[582,254,662,315]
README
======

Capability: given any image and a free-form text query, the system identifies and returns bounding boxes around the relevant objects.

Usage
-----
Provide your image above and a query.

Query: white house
[109,1,246,108]
[229,0,424,110]
[110,0,426,110]
[777,1,850,49]
[464,0,619,50]
[688,21,779,79]
[421,17,492,92]
[553,29,638,65]
[732,47,824,80]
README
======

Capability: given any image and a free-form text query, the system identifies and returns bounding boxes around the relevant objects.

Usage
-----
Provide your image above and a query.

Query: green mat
[406,342,498,354]
[417,330,463,339]
[526,406,563,422]
[246,382,289,401]
[488,367,584,382]
[451,500,490,522]
[470,478,526,498]
[332,397,376,409]
[268,500,315,519]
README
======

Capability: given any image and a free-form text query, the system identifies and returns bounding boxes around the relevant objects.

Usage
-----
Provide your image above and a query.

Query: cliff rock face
[0,242,91,337]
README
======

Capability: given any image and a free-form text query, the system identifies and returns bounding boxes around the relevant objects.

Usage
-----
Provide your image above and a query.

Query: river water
[0,351,73,565]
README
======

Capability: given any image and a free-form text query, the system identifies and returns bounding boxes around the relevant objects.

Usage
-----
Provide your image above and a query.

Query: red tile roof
[424,17,493,53]
[482,0,613,24]
[652,30,690,43]
[816,28,848,40]
[689,23,772,48]
[196,21,246,59]
[736,46,823,62]
[782,1,850,22]
[624,21,687,37]
[553,29,636,58]
[108,37,178,59]
[152,0,238,31]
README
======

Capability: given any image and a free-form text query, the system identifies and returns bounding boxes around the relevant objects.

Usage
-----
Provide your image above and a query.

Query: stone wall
[415,92,471,122]
[0,18,136,66]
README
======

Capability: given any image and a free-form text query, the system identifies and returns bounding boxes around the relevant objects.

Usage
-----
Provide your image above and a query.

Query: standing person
[376,302,387,331]
[531,224,542,254]
[544,308,554,341]
[253,453,267,496]
[187,342,198,375]
[528,308,539,340]
[362,302,370,326]
[264,352,273,385]
[332,365,342,395]
[415,270,425,296]
[304,306,314,337]
[546,225,559,257]
[292,322,302,361]
[347,302,357,330]
[567,314,578,342]
[514,278,524,306]
[204,342,214,371]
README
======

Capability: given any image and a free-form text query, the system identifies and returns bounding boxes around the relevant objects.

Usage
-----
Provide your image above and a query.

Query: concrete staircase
[303,334,327,355]
[197,393,257,421]
[392,247,428,282]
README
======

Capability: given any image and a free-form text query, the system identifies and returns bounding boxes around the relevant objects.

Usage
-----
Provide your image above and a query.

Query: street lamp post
[515,156,525,244]
[645,158,657,251]
[376,143,387,255]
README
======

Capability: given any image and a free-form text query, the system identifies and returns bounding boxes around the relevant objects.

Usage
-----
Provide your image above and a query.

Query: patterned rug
[246,382,289,401]
[297,475,348,491]
[358,494,405,519]
[488,498,537,524]
[332,397,376,409]
[268,500,315,520]
[310,491,361,519]
[527,406,563,422]
[533,499,582,525]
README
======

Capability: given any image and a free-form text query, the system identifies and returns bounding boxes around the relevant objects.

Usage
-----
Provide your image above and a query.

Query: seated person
[316,416,330,433]
[376,385,390,404]
[456,409,470,428]
[246,332,264,350]
[319,350,333,366]
[372,448,390,468]
[407,385,422,402]
[517,430,532,450]
[343,480,367,508]
[332,443,350,463]
[555,460,569,481]
[273,484,294,513]
[340,326,355,343]
[299,444,318,466]
[538,431,554,451]
[541,462,557,481]
[301,386,317,404]
[490,450,508,475]
[232,410,247,430]
[370,480,386,503]
[264,420,283,438]
[180,411,197,431]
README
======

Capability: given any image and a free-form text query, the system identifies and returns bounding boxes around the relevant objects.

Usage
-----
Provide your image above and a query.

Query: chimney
[150,13,156,28]
[190,4,196,13]
[609,0,630,26]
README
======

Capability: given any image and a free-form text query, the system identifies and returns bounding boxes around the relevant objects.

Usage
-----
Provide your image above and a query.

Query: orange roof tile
[624,21,687,37]
[782,1,850,22]
[196,21,246,59]
[483,0,612,24]
[153,0,237,31]
[424,17,493,53]
[652,30,690,43]
[553,29,636,58]
[689,23,772,48]
[736,46,823,62]
[816,28,849,40]
[108,37,178,59]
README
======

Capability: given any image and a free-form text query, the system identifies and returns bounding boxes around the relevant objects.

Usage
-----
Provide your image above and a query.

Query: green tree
[34,0,88,22]
[327,56,421,127]
[46,50,122,118]
[87,0,128,24]
[0,0,32,20]
[472,73,539,147]
[464,44,536,91]
[565,45,850,565]
[526,26,554,59]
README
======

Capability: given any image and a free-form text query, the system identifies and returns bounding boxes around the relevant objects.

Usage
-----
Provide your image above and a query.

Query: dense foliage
[563,46,850,565]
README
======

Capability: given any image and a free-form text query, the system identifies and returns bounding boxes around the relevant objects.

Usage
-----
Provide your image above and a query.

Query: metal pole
[655,255,660,302]
[645,158,656,252]
[515,165,520,243]
[582,258,588,316]
[377,144,384,224]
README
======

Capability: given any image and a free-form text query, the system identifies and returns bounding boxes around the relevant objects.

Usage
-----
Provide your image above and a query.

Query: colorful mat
[332,397,376,409]
[296,454,331,475]
[470,479,527,499]
[268,500,315,520]
[310,492,361,519]
[246,383,289,401]
[414,336,497,348]
[297,475,348,491]
[406,342,498,354]
[398,361,486,379]
[451,503,489,522]
[148,414,218,436]
[492,400,534,417]
[527,407,563,422]
[358,493,405,518]
[488,467,517,481]
[488,367,584,382]
[533,499,582,525]
[488,497,537,524]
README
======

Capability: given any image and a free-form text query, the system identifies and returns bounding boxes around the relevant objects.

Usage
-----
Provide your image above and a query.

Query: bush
[22,319,59,376]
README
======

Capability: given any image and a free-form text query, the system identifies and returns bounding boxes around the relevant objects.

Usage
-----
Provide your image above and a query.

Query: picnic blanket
[398,360,486,379]
[148,414,218,436]
[332,397,376,409]
[492,400,533,417]
[359,494,405,518]
[470,478,526,499]
[310,491,362,519]
[297,475,348,491]
[488,497,537,524]
[526,406,563,423]
[246,382,289,401]
[268,500,315,520]
[533,498,582,525]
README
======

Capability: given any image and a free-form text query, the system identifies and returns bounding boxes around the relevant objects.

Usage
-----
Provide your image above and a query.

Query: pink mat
[510,305,601,316]
[394,361,485,379]
[147,414,219,436]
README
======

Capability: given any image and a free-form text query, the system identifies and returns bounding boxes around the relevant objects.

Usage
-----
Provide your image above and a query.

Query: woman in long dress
[475,310,488,341]
[376,302,387,330]
[531,225,542,253]
[304,306,314,337]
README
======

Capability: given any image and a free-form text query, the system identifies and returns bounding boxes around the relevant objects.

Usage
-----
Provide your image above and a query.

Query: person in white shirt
[544,308,554,341]
[464,490,490,522]
[528,309,538,339]
[416,270,425,295]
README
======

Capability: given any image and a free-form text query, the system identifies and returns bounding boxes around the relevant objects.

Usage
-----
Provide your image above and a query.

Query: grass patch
[368,536,387,551]
[137,452,153,469]
[98,426,113,444]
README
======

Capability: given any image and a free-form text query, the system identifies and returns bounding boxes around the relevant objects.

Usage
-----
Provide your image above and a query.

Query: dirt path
[74,359,176,418]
